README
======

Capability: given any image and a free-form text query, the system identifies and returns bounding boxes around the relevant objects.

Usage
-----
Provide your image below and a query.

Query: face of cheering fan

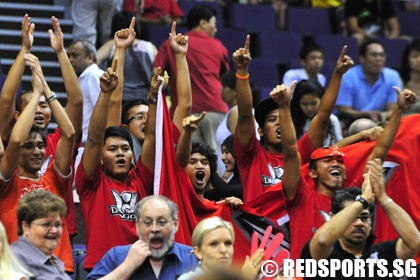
[185,152,211,192]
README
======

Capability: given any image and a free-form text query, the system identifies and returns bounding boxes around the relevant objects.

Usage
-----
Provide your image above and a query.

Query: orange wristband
[236,73,249,80]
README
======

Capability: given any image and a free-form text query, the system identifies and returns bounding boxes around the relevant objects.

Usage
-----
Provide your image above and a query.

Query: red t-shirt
[234,132,314,202]
[153,30,230,115]
[143,0,183,20]
[0,162,74,272]
[75,158,153,269]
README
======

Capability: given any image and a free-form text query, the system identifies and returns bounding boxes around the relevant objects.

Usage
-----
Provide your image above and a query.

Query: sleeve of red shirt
[170,0,184,18]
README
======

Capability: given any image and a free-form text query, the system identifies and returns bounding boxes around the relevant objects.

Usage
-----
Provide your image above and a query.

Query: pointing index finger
[339,45,348,61]
[111,57,118,72]
[244,35,250,52]
[171,22,176,36]
[129,16,135,30]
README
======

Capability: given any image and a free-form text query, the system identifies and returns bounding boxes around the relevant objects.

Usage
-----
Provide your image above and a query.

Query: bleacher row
[144,1,420,99]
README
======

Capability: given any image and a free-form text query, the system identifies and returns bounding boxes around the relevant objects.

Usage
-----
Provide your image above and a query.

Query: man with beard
[86,195,198,279]
[300,161,420,279]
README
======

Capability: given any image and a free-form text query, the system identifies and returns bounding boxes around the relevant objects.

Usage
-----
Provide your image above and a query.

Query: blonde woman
[179,217,263,280]
[0,221,32,280]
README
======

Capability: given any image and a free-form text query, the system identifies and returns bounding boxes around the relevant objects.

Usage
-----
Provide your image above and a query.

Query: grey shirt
[11,236,71,280]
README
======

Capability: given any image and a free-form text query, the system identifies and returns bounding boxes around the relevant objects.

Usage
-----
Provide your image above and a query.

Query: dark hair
[359,39,384,57]
[17,189,66,235]
[28,125,47,144]
[70,40,98,63]
[400,40,420,85]
[187,4,217,30]
[191,141,217,177]
[290,79,325,138]
[331,186,374,214]
[221,71,261,107]
[121,99,149,124]
[299,43,323,60]
[16,90,34,112]
[111,11,141,39]
[104,126,133,150]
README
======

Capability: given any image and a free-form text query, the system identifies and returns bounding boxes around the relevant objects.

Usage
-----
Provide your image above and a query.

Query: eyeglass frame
[126,113,147,124]
[31,221,64,230]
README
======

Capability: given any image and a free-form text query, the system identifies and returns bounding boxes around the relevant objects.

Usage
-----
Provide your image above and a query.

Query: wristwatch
[355,195,369,209]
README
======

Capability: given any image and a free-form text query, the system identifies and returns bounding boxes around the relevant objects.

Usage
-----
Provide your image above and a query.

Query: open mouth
[329,169,342,177]
[116,159,126,167]
[150,236,164,249]
[34,116,44,125]
[195,171,205,183]
[276,128,281,138]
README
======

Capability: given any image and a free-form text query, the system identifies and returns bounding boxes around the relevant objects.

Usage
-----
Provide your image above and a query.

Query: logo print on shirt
[109,190,137,220]
[261,164,284,186]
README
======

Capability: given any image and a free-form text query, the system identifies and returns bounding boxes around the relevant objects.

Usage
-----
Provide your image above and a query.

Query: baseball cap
[254,98,279,128]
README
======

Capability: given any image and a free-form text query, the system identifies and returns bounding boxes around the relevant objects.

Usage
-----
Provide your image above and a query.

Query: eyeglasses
[139,219,172,228]
[31,221,64,230]
[126,113,147,124]
[22,142,46,151]
[354,213,372,223]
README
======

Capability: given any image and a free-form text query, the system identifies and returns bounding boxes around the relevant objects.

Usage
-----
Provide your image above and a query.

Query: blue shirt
[336,65,401,111]
[87,242,198,280]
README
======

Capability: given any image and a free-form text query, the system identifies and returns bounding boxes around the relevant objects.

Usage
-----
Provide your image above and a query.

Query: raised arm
[307,46,354,149]
[0,14,34,136]
[233,35,255,149]
[140,68,162,173]
[82,62,118,178]
[28,54,75,176]
[309,165,375,260]
[49,16,83,142]
[176,112,206,168]
[369,159,420,260]
[107,17,136,127]
[270,82,301,200]
[0,55,41,180]
[170,22,192,132]
[366,88,417,165]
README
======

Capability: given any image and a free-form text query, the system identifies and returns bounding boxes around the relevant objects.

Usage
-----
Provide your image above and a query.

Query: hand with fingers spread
[21,14,35,52]
[269,81,297,107]
[169,22,188,55]
[182,112,206,132]
[100,59,119,94]
[394,87,418,111]
[114,16,136,50]
[49,16,64,53]
[334,45,354,75]
[233,35,252,71]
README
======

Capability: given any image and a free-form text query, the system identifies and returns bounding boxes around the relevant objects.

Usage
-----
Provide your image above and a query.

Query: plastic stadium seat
[378,37,410,69]
[314,34,359,64]
[215,29,248,58]
[248,58,281,91]
[397,11,420,39]
[229,4,277,32]
[286,7,331,35]
[147,25,188,49]
[257,31,303,63]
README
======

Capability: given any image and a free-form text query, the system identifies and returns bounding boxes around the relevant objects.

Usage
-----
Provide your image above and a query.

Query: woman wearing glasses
[10,189,70,279]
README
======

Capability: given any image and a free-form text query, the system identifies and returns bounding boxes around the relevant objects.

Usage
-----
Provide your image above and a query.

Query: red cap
[311,145,345,161]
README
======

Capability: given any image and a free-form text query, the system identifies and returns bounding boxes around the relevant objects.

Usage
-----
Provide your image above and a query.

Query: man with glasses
[86,195,198,279]
[300,161,420,279]
[336,39,402,125]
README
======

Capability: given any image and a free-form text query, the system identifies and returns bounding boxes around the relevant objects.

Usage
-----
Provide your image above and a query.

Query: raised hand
[149,67,163,99]
[361,162,376,205]
[182,112,206,132]
[100,58,118,94]
[269,80,297,107]
[21,14,35,51]
[335,45,354,75]
[24,53,46,87]
[169,22,188,55]
[49,16,64,52]
[233,35,252,70]
[394,87,418,111]
[114,16,136,50]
